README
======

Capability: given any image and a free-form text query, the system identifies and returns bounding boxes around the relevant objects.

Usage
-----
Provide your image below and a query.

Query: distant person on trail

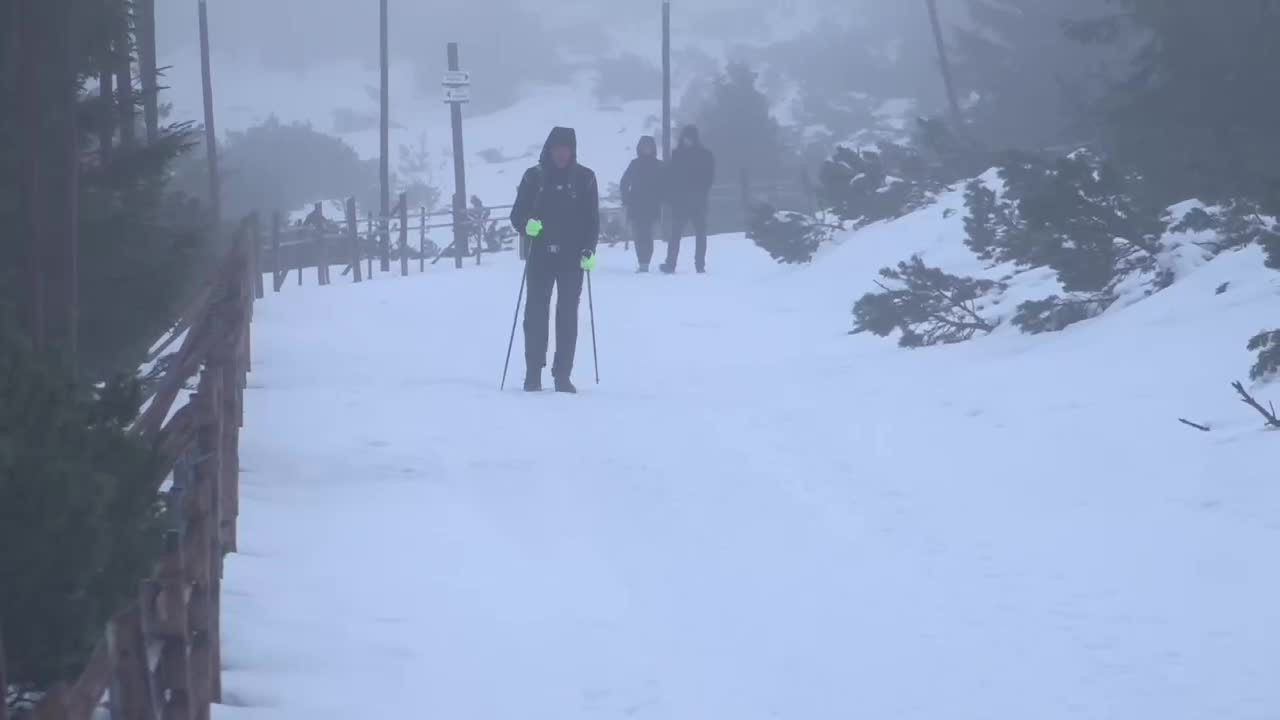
[510,126,600,394]
[619,135,665,273]
[661,124,715,274]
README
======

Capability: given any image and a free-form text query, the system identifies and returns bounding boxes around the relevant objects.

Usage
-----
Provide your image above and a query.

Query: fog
[158,1,955,88]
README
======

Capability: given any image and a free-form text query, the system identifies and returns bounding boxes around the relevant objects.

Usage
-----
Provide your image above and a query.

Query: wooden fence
[20,217,261,720]
[262,173,815,290]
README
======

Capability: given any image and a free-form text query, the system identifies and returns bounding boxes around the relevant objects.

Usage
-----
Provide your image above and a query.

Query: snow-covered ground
[218,197,1278,718]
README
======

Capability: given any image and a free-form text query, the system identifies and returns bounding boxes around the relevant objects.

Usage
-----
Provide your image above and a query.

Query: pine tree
[1073,0,1280,208]
[952,0,1122,151]
[695,62,788,185]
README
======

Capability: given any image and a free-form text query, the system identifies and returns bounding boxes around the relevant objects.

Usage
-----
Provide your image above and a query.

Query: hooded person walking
[510,126,600,393]
[619,135,665,272]
[662,125,715,274]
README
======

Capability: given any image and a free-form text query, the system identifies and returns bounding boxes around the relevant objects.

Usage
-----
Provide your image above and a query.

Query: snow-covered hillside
[161,54,662,208]
[217,190,1278,719]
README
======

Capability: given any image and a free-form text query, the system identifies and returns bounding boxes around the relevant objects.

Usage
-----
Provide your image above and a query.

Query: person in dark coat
[510,126,600,394]
[662,124,715,274]
[619,135,665,272]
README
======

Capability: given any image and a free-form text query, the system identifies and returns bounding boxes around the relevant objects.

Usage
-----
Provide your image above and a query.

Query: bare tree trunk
[15,0,46,350]
[136,0,159,142]
[198,0,221,223]
[51,0,81,363]
[98,0,115,165]
[926,0,964,130]
[116,0,137,150]
[1,619,9,720]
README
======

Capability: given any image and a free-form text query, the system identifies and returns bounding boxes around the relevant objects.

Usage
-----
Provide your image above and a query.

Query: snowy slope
[218,199,1278,718]
[160,53,661,208]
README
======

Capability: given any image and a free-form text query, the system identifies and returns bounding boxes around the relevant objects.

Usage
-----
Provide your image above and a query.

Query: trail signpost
[445,44,470,269]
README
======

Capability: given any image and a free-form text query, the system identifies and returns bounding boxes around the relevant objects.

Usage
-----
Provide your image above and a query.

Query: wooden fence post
[366,211,374,279]
[419,207,427,273]
[296,225,304,287]
[107,605,157,720]
[150,529,194,720]
[271,211,282,292]
[185,372,222,720]
[251,212,264,299]
[740,168,752,226]
[316,227,326,286]
[346,197,362,283]
[399,192,409,277]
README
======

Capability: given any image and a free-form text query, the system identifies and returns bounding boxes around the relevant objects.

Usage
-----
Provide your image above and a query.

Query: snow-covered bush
[963,150,1172,333]
[820,118,984,229]
[852,255,1004,348]
[1247,330,1280,383]
[747,203,837,264]
[819,142,953,228]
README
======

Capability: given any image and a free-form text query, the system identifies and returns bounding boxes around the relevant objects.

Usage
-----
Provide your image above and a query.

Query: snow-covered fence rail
[27,219,259,720]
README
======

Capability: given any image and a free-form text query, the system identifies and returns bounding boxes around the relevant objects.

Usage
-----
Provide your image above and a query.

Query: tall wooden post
[447,42,468,270]
[925,0,963,130]
[378,0,391,272]
[662,1,671,163]
[198,0,221,224]
[137,0,159,142]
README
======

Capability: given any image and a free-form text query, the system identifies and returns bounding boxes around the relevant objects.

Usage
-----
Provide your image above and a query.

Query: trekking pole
[500,261,530,391]
[587,271,599,384]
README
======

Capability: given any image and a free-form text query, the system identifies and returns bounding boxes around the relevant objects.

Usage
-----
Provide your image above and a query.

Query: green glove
[580,252,597,272]
[525,218,543,238]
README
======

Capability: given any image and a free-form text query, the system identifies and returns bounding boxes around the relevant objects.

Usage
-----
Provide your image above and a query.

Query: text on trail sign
[442,71,471,87]
[443,87,471,104]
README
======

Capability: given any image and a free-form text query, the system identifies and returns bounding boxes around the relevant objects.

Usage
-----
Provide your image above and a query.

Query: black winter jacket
[668,126,715,213]
[510,126,601,256]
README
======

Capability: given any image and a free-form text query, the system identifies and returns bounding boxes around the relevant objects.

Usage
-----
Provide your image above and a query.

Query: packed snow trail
[218,233,1278,720]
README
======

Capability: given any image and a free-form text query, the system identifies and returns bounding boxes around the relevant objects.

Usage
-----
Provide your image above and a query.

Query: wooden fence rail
[25,217,258,720]
[261,176,813,291]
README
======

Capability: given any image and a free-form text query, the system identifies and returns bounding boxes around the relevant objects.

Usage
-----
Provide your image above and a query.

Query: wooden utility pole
[137,0,159,142]
[925,0,964,130]
[447,42,468,271]
[198,0,221,223]
[662,1,671,163]
[379,0,391,272]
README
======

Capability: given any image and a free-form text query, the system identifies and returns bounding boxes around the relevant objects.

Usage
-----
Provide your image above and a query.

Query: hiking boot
[523,369,542,392]
[553,376,578,394]
[659,263,675,274]
[696,266,706,274]
[636,265,650,273]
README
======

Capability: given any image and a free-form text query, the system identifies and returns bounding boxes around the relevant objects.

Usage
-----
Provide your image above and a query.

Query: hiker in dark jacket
[510,126,600,394]
[662,125,715,274]
[619,135,665,272]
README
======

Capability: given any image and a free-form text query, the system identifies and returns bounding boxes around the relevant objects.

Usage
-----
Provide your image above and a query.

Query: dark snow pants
[632,218,657,268]
[524,249,585,379]
[666,205,709,270]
